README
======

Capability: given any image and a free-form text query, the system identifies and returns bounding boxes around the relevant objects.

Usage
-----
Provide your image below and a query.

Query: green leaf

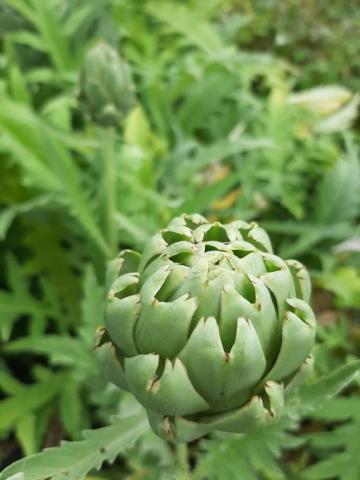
[0,99,60,188]
[0,196,51,240]
[0,366,25,395]
[177,73,239,135]
[182,138,273,177]
[177,173,240,215]
[311,397,360,422]
[7,62,31,104]
[302,393,360,479]
[7,30,46,52]
[294,361,360,413]
[79,265,105,346]
[15,414,37,456]
[261,221,359,258]
[21,222,82,321]
[195,416,301,480]
[62,4,93,38]
[0,373,67,434]
[0,414,148,480]
[317,267,360,308]
[302,452,355,480]
[115,212,151,246]
[0,98,109,255]
[312,153,360,224]
[7,0,38,25]
[26,0,72,72]
[5,336,95,372]
[0,255,57,340]
[147,2,224,54]
[59,383,84,439]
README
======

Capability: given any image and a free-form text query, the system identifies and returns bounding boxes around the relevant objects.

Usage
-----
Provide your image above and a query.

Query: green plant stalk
[102,127,117,257]
[176,443,191,479]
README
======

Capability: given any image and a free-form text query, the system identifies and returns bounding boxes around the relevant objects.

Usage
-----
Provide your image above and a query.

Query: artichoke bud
[97,215,316,442]
[79,41,135,127]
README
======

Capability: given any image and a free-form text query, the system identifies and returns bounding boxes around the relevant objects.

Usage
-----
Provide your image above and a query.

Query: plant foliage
[0,0,359,477]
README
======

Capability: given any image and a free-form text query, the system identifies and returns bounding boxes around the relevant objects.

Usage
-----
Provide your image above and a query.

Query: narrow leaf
[295,361,360,413]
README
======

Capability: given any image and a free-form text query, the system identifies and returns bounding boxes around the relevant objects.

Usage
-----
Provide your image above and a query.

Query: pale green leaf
[0,414,148,480]
[295,361,360,413]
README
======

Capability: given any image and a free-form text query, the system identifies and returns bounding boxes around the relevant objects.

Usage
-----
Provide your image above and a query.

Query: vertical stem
[102,126,116,257]
[176,443,190,479]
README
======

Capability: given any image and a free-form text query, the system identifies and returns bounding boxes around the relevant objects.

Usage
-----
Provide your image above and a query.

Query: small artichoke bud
[79,41,135,127]
[96,215,316,442]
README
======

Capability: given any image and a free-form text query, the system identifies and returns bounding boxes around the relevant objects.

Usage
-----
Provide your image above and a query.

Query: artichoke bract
[79,42,135,127]
[96,214,316,442]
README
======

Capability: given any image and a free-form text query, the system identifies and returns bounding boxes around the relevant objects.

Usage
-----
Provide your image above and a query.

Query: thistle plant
[96,214,316,442]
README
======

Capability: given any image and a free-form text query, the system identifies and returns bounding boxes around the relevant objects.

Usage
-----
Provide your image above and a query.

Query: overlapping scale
[125,355,208,416]
[98,214,316,442]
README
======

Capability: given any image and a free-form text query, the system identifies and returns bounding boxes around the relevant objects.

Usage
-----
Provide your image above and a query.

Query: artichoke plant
[96,214,316,442]
[79,41,135,127]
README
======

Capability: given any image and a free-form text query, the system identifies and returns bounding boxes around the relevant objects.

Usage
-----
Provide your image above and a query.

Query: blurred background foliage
[0,0,359,478]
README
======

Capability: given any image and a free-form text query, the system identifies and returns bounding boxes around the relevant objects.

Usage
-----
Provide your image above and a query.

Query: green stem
[102,127,117,256]
[176,443,191,479]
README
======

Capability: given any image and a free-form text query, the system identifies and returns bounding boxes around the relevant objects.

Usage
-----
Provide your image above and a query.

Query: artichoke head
[96,214,316,442]
[79,42,135,127]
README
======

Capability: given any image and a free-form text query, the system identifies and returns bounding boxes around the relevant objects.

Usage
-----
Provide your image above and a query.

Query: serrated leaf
[5,336,96,372]
[177,74,239,135]
[23,0,72,73]
[21,222,81,321]
[302,452,354,480]
[0,196,51,240]
[147,2,223,54]
[0,255,56,340]
[311,397,360,421]
[0,414,148,480]
[195,416,301,480]
[294,361,360,413]
[303,422,360,480]
[0,98,109,255]
[0,373,67,434]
